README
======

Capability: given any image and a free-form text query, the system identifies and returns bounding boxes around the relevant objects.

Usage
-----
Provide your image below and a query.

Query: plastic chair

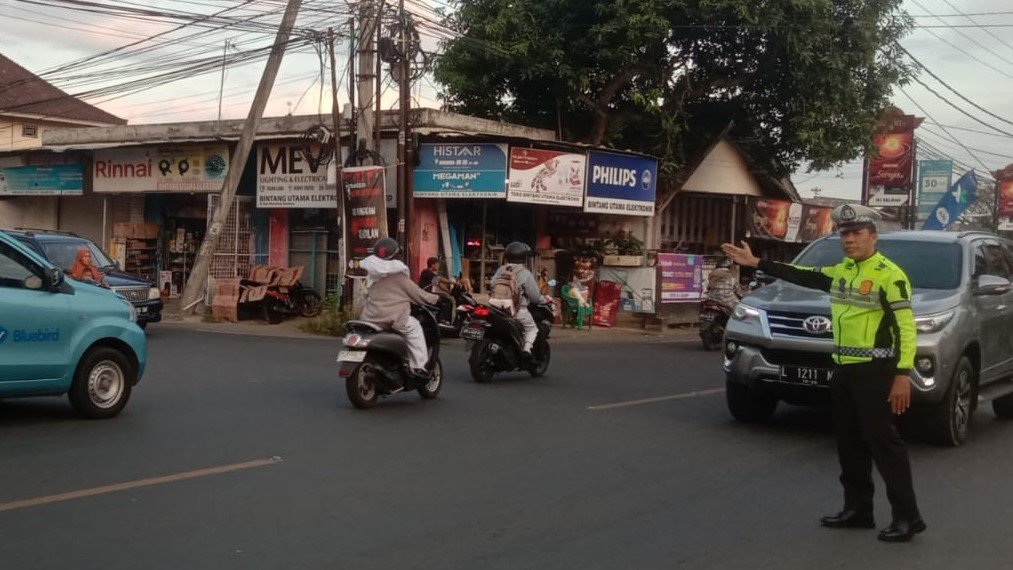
[560,284,593,330]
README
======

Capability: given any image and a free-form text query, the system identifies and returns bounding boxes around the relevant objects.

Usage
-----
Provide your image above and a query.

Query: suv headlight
[119,297,138,322]
[148,286,161,300]
[731,303,763,322]
[914,310,955,334]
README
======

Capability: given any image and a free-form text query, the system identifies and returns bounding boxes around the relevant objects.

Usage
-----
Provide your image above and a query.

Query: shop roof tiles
[0,53,126,126]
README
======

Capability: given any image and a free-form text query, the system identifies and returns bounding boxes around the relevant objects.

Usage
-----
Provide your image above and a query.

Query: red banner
[342,166,388,277]
[868,110,918,187]
[747,198,833,242]
[996,164,1013,218]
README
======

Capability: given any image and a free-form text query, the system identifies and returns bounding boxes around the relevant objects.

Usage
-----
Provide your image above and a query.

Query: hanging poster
[658,253,704,303]
[342,166,388,277]
[93,145,229,193]
[747,198,833,242]
[995,164,1013,218]
[256,142,337,208]
[0,155,83,196]
[864,108,920,206]
[583,151,658,216]
[413,143,508,198]
[507,147,586,207]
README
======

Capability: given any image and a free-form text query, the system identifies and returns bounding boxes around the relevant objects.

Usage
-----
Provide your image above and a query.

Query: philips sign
[584,151,658,216]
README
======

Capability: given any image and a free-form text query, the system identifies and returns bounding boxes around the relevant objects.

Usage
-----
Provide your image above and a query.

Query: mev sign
[584,151,658,217]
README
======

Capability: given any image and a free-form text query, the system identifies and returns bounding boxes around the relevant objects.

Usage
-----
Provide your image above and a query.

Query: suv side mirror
[975,274,1010,296]
[45,267,65,289]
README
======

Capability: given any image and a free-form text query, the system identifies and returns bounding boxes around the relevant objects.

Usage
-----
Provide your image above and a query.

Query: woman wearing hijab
[69,246,108,286]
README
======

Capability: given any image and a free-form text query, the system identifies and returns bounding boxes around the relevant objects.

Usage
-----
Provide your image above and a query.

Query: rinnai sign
[94,145,229,193]
[584,151,658,216]
[257,143,337,208]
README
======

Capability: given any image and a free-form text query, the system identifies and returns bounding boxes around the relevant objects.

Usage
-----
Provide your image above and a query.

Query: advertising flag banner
[747,198,833,242]
[658,253,703,303]
[995,164,1013,218]
[413,143,508,198]
[507,147,586,207]
[342,166,388,277]
[922,170,977,231]
[583,151,658,216]
[93,145,229,193]
[864,108,920,206]
[0,155,83,196]
[256,142,337,208]
[917,160,953,222]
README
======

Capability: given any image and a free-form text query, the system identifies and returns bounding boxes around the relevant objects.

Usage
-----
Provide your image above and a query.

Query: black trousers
[831,360,921,522]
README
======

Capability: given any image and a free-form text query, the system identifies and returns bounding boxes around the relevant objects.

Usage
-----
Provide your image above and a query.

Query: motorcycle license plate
[461,324,485,341]
[699,312,716,322]
[780,366,832,387]
[337,350,367,363]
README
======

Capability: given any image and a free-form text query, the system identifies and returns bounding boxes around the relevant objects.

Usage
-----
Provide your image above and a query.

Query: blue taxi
[0,230,146,418]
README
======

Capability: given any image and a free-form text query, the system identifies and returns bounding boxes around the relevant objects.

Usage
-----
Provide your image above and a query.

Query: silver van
[723,230,1013,446]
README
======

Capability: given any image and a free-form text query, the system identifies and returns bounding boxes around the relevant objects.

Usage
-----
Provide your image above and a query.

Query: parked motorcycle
[259,281,323,324]
[462,296,556,382]
[338,302,445,409]
[699,299,732,351]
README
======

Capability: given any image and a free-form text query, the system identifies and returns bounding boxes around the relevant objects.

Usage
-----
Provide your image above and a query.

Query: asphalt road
[2,327,1013,569]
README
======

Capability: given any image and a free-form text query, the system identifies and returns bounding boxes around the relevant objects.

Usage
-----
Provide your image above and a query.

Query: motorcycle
[428,279,478,338]
[241,277,322,324]
[699,299,732,351]
[338,301,445,409]
[462,294,556,383]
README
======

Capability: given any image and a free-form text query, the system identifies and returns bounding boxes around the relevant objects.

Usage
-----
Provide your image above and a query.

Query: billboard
[94,145,229,193]
[413,143,508,198]
[0,157,83,196]
[256,143,336,208]
[864,109,920,206]
[995,164,1013,218]
[747,198,833,242]
[922,170,977,231]
[507,147,585,207]
[342,166,388,277]
[658,253,704,303]
[583,151,658,216]
[917,160,953,222]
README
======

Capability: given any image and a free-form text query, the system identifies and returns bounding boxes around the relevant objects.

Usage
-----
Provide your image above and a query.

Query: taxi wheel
[69,347,134,419]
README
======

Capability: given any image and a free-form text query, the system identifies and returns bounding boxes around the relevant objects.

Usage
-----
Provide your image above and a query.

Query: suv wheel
[926,356,975,446]
[69,347,134,419]
[726,380,778,422]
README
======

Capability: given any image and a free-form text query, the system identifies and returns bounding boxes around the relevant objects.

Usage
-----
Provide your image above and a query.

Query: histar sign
[583,151,658,216]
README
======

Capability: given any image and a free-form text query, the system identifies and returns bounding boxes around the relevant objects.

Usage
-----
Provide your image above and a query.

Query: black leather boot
[820,509,876,529]
[877,519,927,542]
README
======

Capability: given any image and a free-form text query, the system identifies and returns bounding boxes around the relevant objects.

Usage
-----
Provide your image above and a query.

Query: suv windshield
[793,238,963,290]
[41,240,116,272]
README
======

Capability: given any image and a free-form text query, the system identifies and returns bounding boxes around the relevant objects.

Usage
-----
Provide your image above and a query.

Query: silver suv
[724,230,1013,446]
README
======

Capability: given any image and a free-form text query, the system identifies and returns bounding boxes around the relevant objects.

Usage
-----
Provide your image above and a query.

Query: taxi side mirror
[45,267,65,289]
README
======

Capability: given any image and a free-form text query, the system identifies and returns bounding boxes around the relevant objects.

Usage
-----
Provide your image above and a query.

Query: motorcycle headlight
[731,303,763,322]
[148,286,161,300]
[914,310,955,334]
[119,297,138,323]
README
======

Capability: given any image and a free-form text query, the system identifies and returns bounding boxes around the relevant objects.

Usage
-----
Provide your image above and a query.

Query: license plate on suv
[780,366,833,387]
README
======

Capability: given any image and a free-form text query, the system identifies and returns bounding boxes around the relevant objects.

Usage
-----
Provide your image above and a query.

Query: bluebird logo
[0,327,7,345]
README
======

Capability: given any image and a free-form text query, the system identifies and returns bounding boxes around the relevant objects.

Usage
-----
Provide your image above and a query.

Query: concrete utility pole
[180,0,303,313]
[328,27,347,281]
[356,0,380,158]
[396,0,411,254]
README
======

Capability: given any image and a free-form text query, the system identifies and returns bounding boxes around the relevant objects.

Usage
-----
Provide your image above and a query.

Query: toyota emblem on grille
[803,316,832,335]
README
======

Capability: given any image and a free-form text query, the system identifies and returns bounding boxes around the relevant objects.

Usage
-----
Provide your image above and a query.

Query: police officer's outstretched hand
[889,375,912,415]
[721,241,760,268]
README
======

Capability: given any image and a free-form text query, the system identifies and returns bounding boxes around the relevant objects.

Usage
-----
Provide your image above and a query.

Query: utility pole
[396,0,409,251]
[356,0,380,158]
[328,27,347,282]
[180,0,303,313]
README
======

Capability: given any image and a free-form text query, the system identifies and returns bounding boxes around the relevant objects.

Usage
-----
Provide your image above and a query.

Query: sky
[1,0,1011,202]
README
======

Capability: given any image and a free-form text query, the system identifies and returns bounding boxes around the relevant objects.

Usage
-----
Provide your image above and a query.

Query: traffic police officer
[722,204,925,543]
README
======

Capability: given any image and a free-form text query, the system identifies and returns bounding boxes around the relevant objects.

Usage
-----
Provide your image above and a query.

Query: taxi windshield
[793,238,963,290]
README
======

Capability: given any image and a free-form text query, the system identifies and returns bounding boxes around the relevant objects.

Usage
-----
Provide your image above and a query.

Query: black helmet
[504,241,532,263]
[373,237,401,260]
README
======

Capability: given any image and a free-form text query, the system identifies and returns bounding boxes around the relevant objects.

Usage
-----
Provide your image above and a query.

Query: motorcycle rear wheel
[346,362,379,409]
[299,290,323,318]
[418,358,443,399]
[468,340,496,383]
[529,338,551,377]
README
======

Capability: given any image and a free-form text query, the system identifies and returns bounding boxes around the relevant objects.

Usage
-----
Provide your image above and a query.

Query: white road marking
[588,387,726,411]
[0,457,282,513]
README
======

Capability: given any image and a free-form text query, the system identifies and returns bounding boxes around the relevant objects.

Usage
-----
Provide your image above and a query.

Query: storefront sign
[93,145,229,193]
[864,109,920,206]
[256,143,336,208]
[658,253,703,303]
[583,151,657,216]
[342,166,388,277]
[0,156,83,196]
[413,143,508,198]
[995,164,1013,218]
[747,198,833,243]
[507,147,585,207]
[917,160,953,221]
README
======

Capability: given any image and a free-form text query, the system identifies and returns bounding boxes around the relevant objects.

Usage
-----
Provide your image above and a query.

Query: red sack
[592,280,622,328]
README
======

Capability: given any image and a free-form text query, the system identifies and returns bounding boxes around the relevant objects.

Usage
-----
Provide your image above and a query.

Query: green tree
[433,0,911,177]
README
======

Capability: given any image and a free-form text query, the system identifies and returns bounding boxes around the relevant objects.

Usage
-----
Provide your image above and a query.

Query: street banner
[864,108,920,206]
[413,143,508,198]
[995,163,1013,218]
[256,142,337,208]
[507,147,586,207]
[583,151,658,216]
[342,166,388,277]
[747,198,833,242]
[922,170,977,231]
[93,145,229,193]
[0,155,83,196]
[917,160,953,222]
[658,253,704,303]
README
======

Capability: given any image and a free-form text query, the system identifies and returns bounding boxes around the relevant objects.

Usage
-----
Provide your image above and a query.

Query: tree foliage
[433,0,912,178]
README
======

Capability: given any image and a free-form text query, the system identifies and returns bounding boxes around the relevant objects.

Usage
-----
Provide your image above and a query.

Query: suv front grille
[113,286,149,303]
[767,311,834,340]
[761,348,835,368]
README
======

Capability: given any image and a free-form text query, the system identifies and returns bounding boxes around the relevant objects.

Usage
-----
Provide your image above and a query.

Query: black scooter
[338,302,445,409]
[699,299,732,351]
[462,298,556,382]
